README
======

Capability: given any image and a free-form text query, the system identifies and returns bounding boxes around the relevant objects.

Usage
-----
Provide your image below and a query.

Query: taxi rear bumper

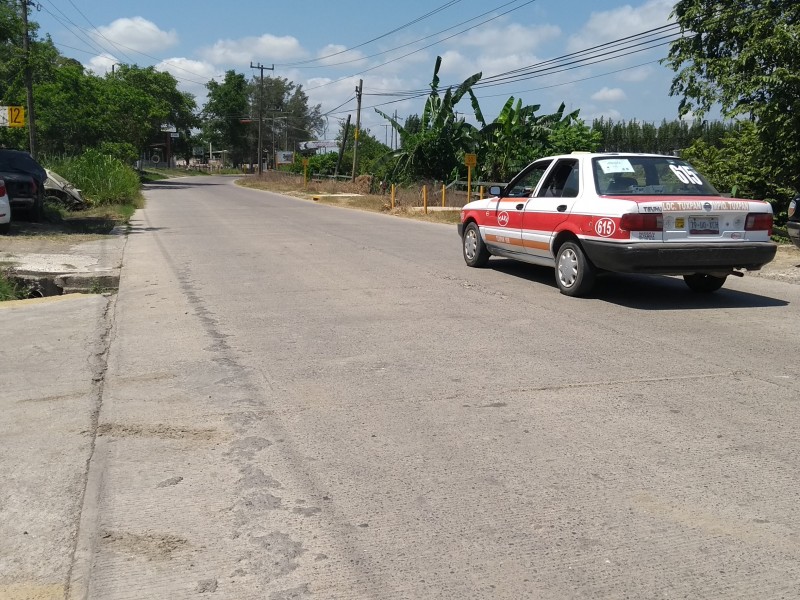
[582,240,777,274]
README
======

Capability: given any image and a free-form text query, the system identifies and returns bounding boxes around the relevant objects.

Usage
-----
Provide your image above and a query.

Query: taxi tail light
[745,213,773,235]
[620,213,662,231]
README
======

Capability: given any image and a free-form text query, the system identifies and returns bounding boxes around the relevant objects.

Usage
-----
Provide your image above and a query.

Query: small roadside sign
[0,105,25,128]
[170,132,179,138]
[464,153,477,168]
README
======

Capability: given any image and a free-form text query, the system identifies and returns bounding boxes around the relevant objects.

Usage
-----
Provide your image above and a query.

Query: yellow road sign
[0,105,26,127]
[464,153,477,167]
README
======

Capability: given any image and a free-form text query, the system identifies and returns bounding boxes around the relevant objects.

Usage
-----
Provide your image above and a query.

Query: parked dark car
[0,149,46,222]
[788,196,800,249]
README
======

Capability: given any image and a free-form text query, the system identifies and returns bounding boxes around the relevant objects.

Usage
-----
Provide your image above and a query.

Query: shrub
[46,149,141,206]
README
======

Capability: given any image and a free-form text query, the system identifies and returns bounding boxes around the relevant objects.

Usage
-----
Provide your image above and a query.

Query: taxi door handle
[557,204,567,212]
[516,203,524,210]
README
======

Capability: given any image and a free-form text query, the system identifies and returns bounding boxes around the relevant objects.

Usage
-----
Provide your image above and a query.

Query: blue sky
[33,0,692,142]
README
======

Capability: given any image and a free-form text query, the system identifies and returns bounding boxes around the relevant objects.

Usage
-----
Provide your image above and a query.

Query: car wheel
[683,273,727,293]
[555,241,596,296]
[463,222,490,267]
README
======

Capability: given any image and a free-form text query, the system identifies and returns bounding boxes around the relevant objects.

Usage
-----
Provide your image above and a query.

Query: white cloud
[199,34,306,66]
[314,44,367,68]
[93,17,178,54]
[616,65,654,83]
[459,23,561,56]
[156,57,218,82]
[591,87,627,102]
[567,0,674,51]
[586,107,623,121]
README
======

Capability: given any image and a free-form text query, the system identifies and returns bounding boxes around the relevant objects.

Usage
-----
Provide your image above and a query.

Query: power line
[323,30,684,117]
[304,0,538,92]
[283,0,528,70]
[277,0,465,67]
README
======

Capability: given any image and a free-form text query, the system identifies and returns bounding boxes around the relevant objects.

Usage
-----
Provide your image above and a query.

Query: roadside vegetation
[0,272,25,301]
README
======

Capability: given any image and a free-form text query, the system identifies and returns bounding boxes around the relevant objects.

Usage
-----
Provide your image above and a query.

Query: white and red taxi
[458,153,777,296]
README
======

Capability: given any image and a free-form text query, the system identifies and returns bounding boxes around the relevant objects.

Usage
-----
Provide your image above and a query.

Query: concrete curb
[3,224,127,297]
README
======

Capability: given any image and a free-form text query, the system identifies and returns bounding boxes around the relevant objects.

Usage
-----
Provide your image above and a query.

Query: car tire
[555,241,596,296]
[683,273,727,293]
[463,222,490,267]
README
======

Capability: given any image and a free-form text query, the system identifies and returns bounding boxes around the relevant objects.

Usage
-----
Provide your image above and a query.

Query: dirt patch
[101,530,188,561]
[748,244,800,284]
[96,423,219,440]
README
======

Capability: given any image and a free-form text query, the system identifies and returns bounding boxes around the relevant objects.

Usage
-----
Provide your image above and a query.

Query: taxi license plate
[689,216,719,235]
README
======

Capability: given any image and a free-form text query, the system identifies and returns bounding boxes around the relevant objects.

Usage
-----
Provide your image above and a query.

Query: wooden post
[479,185,484,200]
[423,185,428,214]
[466,165,472,204]
[442,183,446,208]
[391,184,395,210]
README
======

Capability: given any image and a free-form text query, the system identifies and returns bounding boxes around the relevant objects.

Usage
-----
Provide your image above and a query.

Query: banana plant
[376,56,481,181]
[470,89,580,181]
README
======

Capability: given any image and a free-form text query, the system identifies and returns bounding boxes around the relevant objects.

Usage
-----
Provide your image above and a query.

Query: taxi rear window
[593,156,719,196]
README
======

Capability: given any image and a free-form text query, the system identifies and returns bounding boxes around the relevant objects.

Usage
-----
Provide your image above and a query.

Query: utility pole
[351,79,363,182]
[334,114,351,178]
[392,109,398,150]
[21,0,37,158]
[250,62,274,174]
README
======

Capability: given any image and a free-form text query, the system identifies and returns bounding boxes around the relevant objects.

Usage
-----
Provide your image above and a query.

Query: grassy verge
[237,172,463,225]
[0,272,25,301]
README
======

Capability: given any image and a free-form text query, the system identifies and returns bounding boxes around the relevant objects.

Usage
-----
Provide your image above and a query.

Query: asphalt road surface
[76,175,800,599]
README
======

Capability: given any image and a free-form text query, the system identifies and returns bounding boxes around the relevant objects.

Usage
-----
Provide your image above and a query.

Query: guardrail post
[423,185,428,214]
[479,185,484,200]
[442,183,446,208]
[391,184,395,210]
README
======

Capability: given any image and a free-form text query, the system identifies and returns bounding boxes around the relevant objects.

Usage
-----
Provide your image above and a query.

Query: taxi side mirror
[489,186,501,196]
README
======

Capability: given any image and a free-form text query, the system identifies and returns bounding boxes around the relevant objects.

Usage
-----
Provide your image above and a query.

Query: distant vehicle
[459,152,777,296]
[0,177,10,234]
[45,169,87,210]
[0,149,46,222]
[787,196,800,249]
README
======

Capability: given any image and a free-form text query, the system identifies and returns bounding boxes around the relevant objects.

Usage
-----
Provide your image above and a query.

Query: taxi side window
[536,159,579,198]
[506,160,551,197]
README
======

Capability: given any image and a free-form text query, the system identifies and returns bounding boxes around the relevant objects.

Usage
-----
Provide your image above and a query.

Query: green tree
[546,120,602,156]
[681,122,793,216]
[252,76,323,160]
[666,0,800,197]
[337,121,389,179]
[202,70,251,165]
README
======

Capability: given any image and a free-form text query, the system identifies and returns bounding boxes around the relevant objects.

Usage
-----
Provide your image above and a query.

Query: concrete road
[17,175,800,599]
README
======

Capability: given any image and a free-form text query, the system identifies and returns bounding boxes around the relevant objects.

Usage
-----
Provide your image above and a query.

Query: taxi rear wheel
[463,222,489,267]
[555,241,596,296]
[683,273,727,293]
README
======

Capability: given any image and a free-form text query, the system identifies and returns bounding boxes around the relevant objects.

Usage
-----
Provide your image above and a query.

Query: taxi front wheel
[683,273,727,293]
[463,222,490,267]
[555,241,596,296]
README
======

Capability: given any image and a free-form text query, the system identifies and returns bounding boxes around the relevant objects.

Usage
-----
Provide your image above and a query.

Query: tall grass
[46,149,141,206]
[0,272,24,301]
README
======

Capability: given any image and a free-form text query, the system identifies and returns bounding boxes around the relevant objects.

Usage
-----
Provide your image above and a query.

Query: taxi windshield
[593,156,719,196]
